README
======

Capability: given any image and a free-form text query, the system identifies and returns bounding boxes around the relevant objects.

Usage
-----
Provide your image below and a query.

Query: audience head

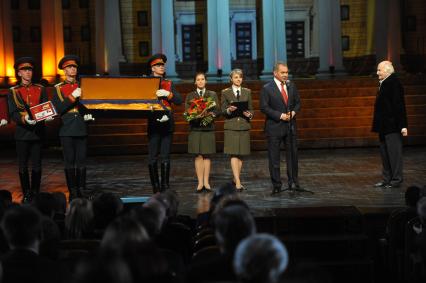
[213,199,256,256]
[0,190,12,204]
[92,192,123,231]
[31,192,56,218]
[131,200,166,238]
[153,190,179,218]
[65,198,94,239]
[73,256,133,283]
[1,205,42,250]
[234,234,289,283]
[0,190,13,220]
[405,186,425,208]
[417,197,426,224]
[210,182,237,211]
[101,215,149,254]
[51,192,67,215]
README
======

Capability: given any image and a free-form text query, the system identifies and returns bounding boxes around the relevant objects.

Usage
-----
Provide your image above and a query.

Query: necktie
[280,82,288,105]
[199,90,203,97]
[236,90,240,101]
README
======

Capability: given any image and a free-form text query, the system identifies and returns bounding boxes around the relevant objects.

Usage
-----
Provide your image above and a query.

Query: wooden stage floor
[1,146,425,217]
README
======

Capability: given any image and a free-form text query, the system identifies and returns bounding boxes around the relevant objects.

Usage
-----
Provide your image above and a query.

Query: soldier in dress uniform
[8,57,51,203]
[146,53,183,193]
[52,55,94,202]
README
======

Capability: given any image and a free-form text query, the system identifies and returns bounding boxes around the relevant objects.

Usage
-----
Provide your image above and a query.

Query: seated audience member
[39,216,61,260]
[417,197,426,260]
[385,185,425,276]
[131,200,167,239]
[234,233,289,283]
[92,192,123,236]
[130,201,186,282]
[65,198,94,239]
[0,190,12,208]
[100,215,149,254]
[153,191,193,263]
[73,256,133,283]
[0,206,68,283]
[31,192,56,218]
[51,192,67,216]
[189,199,256,282]
[51,192,67,235]
[196,182,237,229]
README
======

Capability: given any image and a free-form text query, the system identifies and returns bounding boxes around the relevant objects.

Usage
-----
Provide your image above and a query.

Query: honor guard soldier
[52,55,94,202]
[8,57,50,203]
[147,53,182,193]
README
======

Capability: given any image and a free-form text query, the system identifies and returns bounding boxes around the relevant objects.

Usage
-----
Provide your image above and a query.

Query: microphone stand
[282,94,313,195]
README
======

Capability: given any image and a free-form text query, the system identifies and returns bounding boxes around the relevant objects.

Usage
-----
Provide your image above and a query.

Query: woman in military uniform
[221,69,253,191]
[8,57,51,203]
[185,72,220,193]
[52,55,94,202]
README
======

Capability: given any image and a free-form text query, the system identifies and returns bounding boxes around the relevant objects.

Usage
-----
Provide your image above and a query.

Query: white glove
[45,116,54,122]
[156,114,169,123]
[0,119,7,126]
[84,114,95,121]
[156,89,170,98]
[24,114,36,125]
[71,88,82,98]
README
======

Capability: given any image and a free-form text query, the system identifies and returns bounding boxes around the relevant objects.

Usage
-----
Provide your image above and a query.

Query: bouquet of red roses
[183,96,216,126]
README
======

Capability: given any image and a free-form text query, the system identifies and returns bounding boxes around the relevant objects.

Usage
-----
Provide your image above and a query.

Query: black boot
[31,170,42,198]
[19,170,31,203]
[148,163,160,194]
[76,168,86,198]
[160,162,170,192]
[65,168,78,202]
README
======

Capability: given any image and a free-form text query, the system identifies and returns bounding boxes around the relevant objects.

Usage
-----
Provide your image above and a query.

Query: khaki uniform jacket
[220,87,253,131]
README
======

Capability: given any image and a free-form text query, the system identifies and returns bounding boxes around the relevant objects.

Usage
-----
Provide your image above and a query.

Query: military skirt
[223,129,250,156]
[188,130,216,155]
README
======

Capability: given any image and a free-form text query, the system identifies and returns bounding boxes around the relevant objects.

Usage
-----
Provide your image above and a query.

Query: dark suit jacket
[51,81,88,137]
[185,90,220,131]
[260,80,301,137]
[1,248,68,283]
[147,78,183,134]
[372,73,408,135]
[8,84,47,141]
[221,87,253,131]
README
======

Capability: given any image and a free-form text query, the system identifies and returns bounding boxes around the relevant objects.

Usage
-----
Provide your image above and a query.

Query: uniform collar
[19,81,32,87]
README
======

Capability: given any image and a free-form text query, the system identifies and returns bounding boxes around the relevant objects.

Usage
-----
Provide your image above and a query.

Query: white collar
[197,88,205,95]
[232,85,241,93]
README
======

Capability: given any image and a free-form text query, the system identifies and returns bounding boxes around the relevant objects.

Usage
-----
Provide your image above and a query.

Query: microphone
[285,80,290,88]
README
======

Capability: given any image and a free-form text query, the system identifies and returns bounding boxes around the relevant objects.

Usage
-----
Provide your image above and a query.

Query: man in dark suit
[372,60,408,188]
[260,62,301,194]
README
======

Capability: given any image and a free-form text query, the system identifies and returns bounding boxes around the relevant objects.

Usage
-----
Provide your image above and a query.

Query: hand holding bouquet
[183,96,216,126]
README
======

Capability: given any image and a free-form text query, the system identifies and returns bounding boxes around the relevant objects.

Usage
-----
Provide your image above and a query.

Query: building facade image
[1,0,425,84]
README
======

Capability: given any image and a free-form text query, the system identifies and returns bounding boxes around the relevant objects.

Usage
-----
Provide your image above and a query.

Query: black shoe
[204,186,213,192]
[196,186,204,193]
[271,187,282,195]
[374,181,389,188]
[388,181,402,188]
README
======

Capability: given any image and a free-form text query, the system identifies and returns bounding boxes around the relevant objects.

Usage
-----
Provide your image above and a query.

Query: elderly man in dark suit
[372,60,408,188]
[260,62,301,194]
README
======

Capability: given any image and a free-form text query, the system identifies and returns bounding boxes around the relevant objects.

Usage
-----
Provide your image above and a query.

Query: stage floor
[1,147,425,217]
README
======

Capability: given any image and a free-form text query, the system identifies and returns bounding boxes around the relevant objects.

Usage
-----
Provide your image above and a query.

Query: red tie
[280,82,288,105]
